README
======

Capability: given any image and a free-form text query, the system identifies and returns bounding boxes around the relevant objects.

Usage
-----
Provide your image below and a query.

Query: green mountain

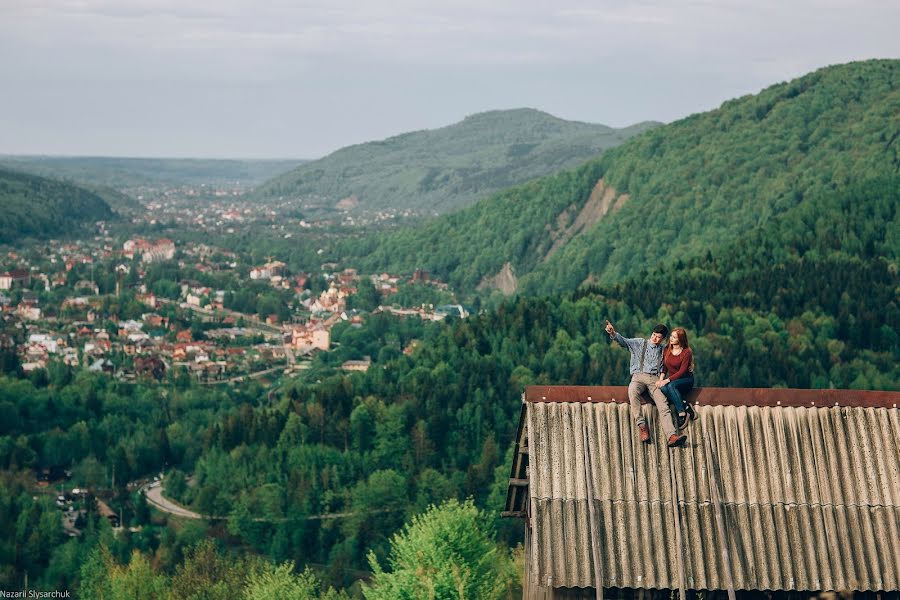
[0,156,304,190]
[0,167,114,244]
[252,108,659,214]
[329,59,900,293]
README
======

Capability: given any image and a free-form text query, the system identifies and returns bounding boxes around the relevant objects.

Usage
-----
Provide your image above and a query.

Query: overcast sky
[1,0,898,159]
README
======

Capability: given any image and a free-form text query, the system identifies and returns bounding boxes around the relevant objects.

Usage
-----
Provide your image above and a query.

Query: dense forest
[0,168,114,243]
[327,59,900,294]
[2,175,895,593]
[252,108,657,214]
[1,59,897,598]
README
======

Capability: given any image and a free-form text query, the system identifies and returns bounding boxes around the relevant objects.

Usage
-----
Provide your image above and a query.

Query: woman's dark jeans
[661,375,694,414]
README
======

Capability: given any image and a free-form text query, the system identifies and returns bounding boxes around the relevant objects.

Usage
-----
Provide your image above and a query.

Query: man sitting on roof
[605,320,687,448]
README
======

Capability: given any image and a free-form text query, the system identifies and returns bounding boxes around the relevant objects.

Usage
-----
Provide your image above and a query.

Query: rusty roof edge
[523,385,900,409]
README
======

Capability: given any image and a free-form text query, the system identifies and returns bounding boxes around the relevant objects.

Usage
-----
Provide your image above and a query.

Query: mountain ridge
[251,108,660,214]
[324,59,900,294]
[0,167,115,244]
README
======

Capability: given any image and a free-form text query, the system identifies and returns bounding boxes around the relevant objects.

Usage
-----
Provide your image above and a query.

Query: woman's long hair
[666,327,689,353]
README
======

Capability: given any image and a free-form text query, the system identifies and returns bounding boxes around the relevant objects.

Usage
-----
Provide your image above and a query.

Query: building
[341,357,371,372]
[504,385,900,599]
[0,269,31,290]
[434,304,469,320]
[124,239,175,263]
[250,261,286,280]
[291,324,330,353]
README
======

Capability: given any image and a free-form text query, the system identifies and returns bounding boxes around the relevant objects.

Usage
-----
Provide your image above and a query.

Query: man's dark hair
[652,324,669,337]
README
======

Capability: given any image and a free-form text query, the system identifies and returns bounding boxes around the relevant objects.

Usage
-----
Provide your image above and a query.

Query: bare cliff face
[544,177,628,260]
[477,261,518,295]
[476,177,628,296]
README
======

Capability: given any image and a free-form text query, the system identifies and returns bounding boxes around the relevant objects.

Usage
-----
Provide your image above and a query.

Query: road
[199,365,287,385]
[142,482,205,519]
[156,297,286,337]
[140,481,397,522]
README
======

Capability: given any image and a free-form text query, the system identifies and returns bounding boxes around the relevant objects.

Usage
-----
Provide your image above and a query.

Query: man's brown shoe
[638,423,651,443]
[667,434,687,448]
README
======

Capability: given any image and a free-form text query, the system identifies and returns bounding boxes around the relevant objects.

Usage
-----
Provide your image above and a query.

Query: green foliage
[330,60,900,295]
[0,167,114,243]
[2,60,897,599]
[244,563,350,600]
[363,498,516,600]
[107,551,168,600]
[253,108,656,214]
[533,59,900,289]
[335,158,606,290]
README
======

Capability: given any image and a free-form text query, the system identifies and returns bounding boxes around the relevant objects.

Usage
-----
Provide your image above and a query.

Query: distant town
[0,225,467,388]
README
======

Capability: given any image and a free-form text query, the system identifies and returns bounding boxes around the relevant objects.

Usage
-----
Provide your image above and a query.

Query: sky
[1,0,898,159]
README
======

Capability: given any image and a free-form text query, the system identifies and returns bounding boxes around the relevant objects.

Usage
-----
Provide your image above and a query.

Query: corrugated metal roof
[515,388,900,593]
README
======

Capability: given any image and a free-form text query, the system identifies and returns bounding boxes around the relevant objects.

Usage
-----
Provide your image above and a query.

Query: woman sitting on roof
[656,327,696,428]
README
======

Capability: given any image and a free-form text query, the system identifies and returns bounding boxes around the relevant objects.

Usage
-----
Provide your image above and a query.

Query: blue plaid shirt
[611,332,665,375]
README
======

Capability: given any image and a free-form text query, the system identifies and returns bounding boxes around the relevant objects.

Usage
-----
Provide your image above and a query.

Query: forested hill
[328,59,900,294]
[0,156,304,189]
[0,167,114,243]
[251,108,659,214]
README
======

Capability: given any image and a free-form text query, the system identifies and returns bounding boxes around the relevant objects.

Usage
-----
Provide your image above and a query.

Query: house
[74,280,99,295]
[340,357,371,372]
[504,385,900,599]
[410,269,429,282]
[291,324,330,353]
[143,314,167,329]
[186,293,203,307]
[434,304,469,320]
[338,268,358,285]
[311,286,347,314]
[0,269,31,290]
[28,334,60,354]
[132,356,166,380]
[16,304,41,321]
[124,238,175,263]
[62,297,89,311]
[137,293,157,309]
[250,261,286,281]
[88,359,115,374]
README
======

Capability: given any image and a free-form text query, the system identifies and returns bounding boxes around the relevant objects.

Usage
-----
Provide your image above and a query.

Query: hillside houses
[123,238,175,263]
[250,261,286,281]
[0,268,31,290]
[291,322,330,353]
[0,229,469,386]
[308,286,345,314]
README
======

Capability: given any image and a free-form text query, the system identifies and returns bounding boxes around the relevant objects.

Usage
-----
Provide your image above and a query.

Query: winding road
[141,480,397,522]
[142,482,205,519]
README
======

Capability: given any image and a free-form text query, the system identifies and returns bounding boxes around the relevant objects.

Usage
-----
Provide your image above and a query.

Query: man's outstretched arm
[605,320,637,350]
